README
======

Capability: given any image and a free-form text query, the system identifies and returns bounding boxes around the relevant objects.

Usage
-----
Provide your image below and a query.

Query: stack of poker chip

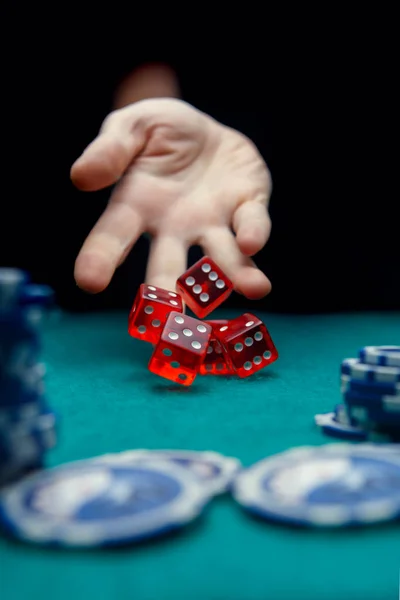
[315,345,400,442]
[0,268,58,486]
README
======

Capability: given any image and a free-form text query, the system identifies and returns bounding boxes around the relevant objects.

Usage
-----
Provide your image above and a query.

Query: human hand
[71,98,272,299]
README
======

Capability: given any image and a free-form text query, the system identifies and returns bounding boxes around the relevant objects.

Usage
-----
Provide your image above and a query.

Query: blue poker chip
[0,363,47,408]
[344,387,400,411]
[19,284,55,308]
[0,408,58,484]
[345,401,400,434]
[0,418,57,488]
[314,405,399,442]
[0,455,43,486]
[0,308,40,347]
[0,395,51,428]
[0,408,57,446]
[348,405,400,428]
[232,444,400,527]
[0,460,210,547]
[0,312,42,384]
[19,284,56,328]
[89,450,242,496]
[333,403,354,426]
[359,346,400,369]
[344,389,400,427]
[348,412,400,440]
[0,269,29,311]
[314,409,367,441]
[341,374,400,397]
[341,358,400,383]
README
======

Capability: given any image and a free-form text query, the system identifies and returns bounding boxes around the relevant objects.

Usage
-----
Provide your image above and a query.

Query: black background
[1,9,398,314]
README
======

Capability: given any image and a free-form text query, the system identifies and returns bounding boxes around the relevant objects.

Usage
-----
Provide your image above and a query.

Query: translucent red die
[200,320,234,376]
[214,313,278,378]
[128,284,183,344]
[176,256,233,318]
[148,311,212,385]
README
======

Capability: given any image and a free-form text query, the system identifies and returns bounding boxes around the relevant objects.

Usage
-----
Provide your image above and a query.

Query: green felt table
[1,309,400,600]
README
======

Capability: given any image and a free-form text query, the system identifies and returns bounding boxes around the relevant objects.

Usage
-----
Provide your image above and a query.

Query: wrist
[113,63,180,109]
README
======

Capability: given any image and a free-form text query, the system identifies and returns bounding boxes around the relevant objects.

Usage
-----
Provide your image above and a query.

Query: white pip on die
[128,284,183,345]
[148,311,212,385]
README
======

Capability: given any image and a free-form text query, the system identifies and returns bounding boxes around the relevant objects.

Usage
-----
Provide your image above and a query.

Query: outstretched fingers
[74,202,144,293]
[201,226,271,299]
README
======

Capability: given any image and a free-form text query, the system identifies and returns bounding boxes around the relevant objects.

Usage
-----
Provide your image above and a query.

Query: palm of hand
[71,99,272,298]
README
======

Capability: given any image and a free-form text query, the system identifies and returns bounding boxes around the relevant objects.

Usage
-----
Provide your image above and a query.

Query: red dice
[148,311,212,385]
[200,320,234,376]
[128,284,183,345]
[214,313,278,378]
[176,256,233,318]
[129,256,279,385]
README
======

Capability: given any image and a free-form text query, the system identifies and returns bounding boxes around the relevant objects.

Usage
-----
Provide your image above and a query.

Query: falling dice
[148,312,212,385]
[200,320,234,376]
[176,256,233,318]
[128,284,183,344]
[214,313,278,378]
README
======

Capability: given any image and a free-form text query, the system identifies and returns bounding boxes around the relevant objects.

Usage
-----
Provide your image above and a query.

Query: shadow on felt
[237,504,400,537]
[125,366,280,389]
[149,381,210,396]
[237,369,280,383]
[0,504,208,555]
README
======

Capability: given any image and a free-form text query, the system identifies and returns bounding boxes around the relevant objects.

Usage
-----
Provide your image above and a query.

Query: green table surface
[1,309,400,600]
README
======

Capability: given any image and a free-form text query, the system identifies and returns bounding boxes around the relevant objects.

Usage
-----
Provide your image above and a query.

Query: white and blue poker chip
[0,268,29,311]
[315,404,400,443]
[315,346,400,444]
[314,406,367,441]
[341,373,400,397]
[232,444,400,527]
[0,363,47,410]
[89,450,242,496]
[359,346,400,369]
[0,395,49,427]
[19,284,55,309]
[346,408,400,440]
[341,350,400,434]
[0,271,57,487]
[0,407,58,485]
[344,390,400,425]
[0,459,210,547]
[341,358,400,383]
[19,284,56,329]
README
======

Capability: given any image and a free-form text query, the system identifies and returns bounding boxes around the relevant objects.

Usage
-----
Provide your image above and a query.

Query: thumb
[70,98,206,191]
[70,105,147,191]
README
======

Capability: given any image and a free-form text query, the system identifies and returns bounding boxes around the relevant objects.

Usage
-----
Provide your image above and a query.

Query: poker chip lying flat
[232,444,400,527]
[359,346,400,368]
[315,404,400,443]
[347,414,400,443]
[0,459,209,547]
[314,407,367,441]
[90,450,241,496]
[341,358,400,383]
[341,374,400,397]
[344,390,400,424]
